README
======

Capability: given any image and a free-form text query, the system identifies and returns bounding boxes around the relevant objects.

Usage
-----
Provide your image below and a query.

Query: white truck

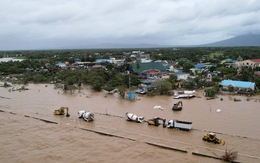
[78,110,94,122]
[125,112,145,123]
[167,119,193,131]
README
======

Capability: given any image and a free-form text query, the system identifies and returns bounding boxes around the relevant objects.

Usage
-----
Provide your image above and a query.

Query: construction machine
[125,112,145,123]
[78,110,94,122]
[202,132,225,145]
[147,117,166,128]
[54,106,70,117]
[172,101,183,111]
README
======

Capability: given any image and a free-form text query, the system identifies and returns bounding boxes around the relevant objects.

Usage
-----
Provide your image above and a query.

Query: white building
[0,58,24,62]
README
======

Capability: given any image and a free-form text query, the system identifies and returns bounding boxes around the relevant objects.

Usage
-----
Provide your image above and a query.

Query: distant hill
[80,34,260,49]
[40,34,260,50]
[202,34,260,47]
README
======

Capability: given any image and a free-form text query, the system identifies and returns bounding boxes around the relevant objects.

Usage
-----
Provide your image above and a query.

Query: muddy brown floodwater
[1,83,260,163]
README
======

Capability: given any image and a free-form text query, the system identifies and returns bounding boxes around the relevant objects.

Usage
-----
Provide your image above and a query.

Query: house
[137,78,164,94]
[254,71,260,76]
[132,50,140,54]
[220,80,256,91]
[0,58,24,62]
[238,58,260,68]
[190,63,216,75]
[194,63,206,69]
[114,59,125,66]
[74,58,81,63]
[95,58,115,64]
[174,71,190,81]
[221,58,238,68]
[139,54,150,61]
[56,62,67,68]
[237,55,243,62]
[166,60,176,72]
[140,58,153,63]
[131,62,167,78]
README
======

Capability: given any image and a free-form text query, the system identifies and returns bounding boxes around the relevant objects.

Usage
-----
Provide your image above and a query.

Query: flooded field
[1,83,260,163]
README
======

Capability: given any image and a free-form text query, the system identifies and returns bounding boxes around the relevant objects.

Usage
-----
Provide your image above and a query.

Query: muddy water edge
[0,83,260,163]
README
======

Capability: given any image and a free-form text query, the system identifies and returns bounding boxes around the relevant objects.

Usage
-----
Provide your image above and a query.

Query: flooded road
[1,83,260,163]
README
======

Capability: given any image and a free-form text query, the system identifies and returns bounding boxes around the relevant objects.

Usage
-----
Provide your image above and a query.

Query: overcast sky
[1,0,260,50]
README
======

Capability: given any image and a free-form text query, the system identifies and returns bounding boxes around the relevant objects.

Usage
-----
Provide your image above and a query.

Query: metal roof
[132,62,167,73]
[221,80,255,90]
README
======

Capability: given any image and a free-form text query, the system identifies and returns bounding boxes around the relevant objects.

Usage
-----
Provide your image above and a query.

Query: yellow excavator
[202,132,225,145]
[172,101,183,111]
[147,117,167,128]
[54,106,70,117]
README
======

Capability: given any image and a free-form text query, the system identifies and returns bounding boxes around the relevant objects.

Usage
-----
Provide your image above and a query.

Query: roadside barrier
[2,109,260,162]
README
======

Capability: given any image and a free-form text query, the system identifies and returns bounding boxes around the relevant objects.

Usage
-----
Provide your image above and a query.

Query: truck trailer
[167,119,193,131]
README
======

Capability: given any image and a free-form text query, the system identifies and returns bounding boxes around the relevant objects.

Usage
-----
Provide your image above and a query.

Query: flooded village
[1,48,260,163]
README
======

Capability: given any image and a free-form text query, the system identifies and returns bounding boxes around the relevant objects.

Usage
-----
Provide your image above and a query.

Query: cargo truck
[167,119,193,131]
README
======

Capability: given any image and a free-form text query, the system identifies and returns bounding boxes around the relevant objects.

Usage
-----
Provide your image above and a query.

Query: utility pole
[208,103,211,111]
[128,71,131,91]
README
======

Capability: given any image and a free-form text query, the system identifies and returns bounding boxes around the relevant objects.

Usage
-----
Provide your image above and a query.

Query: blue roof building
[74,58,81,63]
[221,80,256,90]
[195,63,205,69]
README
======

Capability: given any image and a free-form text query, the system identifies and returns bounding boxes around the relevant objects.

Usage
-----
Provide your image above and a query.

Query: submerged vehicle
[54,106,70,117]
[125,112,145,123]
[78,110,94,122]
[147,117,166,128]
[167,119,193,131]
[202,132,225,145]
[172,101,183,111]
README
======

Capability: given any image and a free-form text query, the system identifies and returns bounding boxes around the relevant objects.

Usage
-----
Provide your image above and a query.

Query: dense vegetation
[1,47,260,97]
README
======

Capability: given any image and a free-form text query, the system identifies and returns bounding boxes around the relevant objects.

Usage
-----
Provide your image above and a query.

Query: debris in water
[221,149,238,162]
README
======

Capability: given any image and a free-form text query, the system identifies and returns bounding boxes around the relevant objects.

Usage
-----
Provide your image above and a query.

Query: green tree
[254,77,260,88]
[212,76,221,82]
[167,74,177,88]
[33,73,45,83]
[67,84,77,94]
[238,67,253,81]
[118,85,126,99]
[183,78,196,90]
[92,83,102,91]
[160,81,172,95]
[88,68,109,86]
[204,84,219,97]
[182,62,194,73]
[136,61,140,69]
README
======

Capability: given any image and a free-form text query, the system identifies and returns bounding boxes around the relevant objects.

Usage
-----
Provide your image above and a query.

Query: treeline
[1,46,260,63]
[1,47,260,96]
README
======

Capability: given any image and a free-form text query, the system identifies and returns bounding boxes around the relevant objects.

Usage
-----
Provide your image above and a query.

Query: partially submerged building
[220,80,257,95]
[131,62,167,79]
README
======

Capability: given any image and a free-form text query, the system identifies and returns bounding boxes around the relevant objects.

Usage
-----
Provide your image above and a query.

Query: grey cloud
[0,0,260,50]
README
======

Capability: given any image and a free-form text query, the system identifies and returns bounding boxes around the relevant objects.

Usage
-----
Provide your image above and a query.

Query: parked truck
[167,119,193,131]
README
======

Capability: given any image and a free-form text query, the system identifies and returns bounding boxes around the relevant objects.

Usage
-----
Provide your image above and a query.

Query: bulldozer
[54,106,70,117]
[172,101,183,111]
[202,132,225,145]
[147,117,167,128]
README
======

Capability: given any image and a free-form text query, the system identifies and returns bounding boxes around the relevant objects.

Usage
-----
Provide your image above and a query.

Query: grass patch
[209,52,224,59]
